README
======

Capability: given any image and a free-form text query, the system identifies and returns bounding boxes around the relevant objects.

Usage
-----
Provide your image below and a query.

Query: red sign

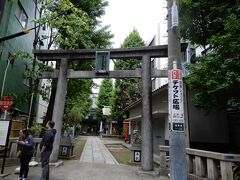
[171,69,182,80]
[0,96,13,111]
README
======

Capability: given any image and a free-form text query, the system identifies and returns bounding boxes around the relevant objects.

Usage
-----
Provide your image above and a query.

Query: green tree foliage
[110,80,125,121]
[180,0,238,49]
[70,0,108,25]
[180,0,240,109]
[38,0,112,49]
[65,89,92,126]
[111,29,145,121]
[37,0,113,125]
[96,79,113,121]
[5,51,53,109]
[118,29,145,104]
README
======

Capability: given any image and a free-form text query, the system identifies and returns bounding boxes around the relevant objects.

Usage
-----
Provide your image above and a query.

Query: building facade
[0,0,50,124]
[125,0,230,158]
[126,84,231,158]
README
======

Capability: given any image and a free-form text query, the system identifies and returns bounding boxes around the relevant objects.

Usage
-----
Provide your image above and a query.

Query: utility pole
[167,0,187,179]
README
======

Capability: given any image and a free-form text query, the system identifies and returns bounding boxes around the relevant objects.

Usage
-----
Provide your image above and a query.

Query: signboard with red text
[168,69,184,131]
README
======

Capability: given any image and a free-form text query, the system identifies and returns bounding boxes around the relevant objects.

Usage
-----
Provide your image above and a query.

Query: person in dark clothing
[16,129,24,158]
[40,121,56,180]
[17,128,34,180]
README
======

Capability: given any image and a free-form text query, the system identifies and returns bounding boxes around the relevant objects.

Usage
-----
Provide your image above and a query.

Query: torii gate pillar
[140,55,154,173]
[50,58,68,162]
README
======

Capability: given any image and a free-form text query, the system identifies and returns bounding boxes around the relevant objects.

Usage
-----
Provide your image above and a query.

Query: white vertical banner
[168,69,184,131]
[0,121,10,145]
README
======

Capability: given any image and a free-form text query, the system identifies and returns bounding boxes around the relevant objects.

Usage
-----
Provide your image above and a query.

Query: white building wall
[36,100,47,123]
[151,0,168,91]
[150,0,196,90]
[35,79,52,123]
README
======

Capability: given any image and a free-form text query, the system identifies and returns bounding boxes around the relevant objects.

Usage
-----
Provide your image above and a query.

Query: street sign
[168,69,184,131]
[0,96,13,111]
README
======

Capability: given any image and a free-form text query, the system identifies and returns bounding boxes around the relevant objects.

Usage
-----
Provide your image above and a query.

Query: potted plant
[29,124,44,137]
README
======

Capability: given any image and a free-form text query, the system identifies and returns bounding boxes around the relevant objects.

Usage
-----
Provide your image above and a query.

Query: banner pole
[1,114,12,175]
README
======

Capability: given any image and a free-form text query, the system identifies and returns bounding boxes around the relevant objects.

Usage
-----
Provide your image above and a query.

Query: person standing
[40,121,56,180]
[16,129,24,158]
[17,128,34,180]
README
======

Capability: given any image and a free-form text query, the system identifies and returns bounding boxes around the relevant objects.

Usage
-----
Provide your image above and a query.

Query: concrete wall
[153,117,165,155]
[129,116,167,155]
[228,111,240,150]
[128,88,169,155]
[164,116,169,141]
[127,86,230,154]
[129,103,141,119]
[152,92,168,113]
[187,91,229,144]
[129,88,168,119]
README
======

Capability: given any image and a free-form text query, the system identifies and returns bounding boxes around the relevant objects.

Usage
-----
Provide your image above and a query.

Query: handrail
[186,148,240,162]
[159,145,239,180]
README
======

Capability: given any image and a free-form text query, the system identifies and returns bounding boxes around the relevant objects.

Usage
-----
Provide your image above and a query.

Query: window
[16,2,28,28]
[152,78,156,91]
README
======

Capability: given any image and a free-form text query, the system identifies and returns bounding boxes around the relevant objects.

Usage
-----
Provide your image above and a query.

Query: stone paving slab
[80,136,118,164]
[1,161,168,180]
[1,136,169,180]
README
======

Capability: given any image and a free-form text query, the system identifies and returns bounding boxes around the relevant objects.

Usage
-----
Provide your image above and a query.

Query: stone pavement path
[80,136,118,164]
[1,136,168,180]
[2,160,167,180]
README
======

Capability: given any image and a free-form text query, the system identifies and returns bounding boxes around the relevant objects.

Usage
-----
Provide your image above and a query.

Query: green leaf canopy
[180,0,240,109]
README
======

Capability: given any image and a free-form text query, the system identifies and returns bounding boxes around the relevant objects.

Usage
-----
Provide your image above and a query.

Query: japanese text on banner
[168,69,184,131]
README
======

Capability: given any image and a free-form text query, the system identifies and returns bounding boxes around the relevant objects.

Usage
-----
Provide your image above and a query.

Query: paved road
[1,136,168,180]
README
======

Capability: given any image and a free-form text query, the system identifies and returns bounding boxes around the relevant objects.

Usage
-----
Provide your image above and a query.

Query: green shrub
[29,124,45,137]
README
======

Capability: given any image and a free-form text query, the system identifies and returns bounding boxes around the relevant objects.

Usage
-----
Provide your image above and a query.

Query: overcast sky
[93,0,167,93]
[100,0,166,47]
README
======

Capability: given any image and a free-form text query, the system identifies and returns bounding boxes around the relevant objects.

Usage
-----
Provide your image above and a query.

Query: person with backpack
[17,128,34,180]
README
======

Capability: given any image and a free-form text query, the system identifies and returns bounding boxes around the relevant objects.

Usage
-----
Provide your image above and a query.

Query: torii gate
[34,43,187,173]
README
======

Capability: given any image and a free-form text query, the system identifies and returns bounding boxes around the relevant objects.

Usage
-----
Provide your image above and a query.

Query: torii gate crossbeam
[33,44,188,173]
